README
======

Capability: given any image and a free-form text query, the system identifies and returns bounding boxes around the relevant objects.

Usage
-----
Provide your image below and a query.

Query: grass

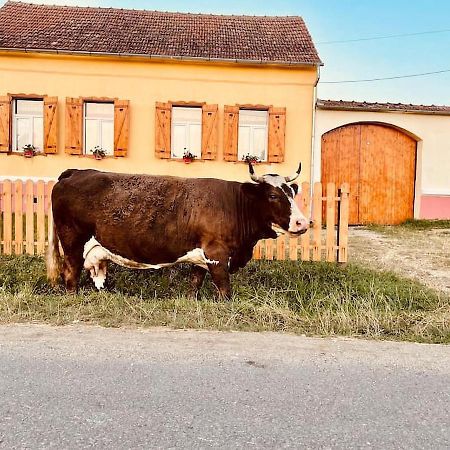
[366,219,450,234]
[0,255,449,344]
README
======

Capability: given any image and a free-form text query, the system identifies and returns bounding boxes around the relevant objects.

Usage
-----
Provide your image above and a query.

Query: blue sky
[5,0,450,105]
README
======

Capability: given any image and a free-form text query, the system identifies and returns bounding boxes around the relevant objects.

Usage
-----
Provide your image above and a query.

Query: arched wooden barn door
[321,123,416,225]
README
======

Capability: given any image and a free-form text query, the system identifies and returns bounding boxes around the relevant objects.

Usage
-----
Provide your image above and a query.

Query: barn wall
[314,109,450,219]
[0,52,317,183]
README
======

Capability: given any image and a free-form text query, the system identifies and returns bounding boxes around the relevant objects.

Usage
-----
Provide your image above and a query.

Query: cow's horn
[285,162,302,182]
[248,162,263,183]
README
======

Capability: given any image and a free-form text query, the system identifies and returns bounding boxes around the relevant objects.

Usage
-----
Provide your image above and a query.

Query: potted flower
[242,153,261,164]
[90,146,106,160]
[182,149,196,164]
[23,144,36,158]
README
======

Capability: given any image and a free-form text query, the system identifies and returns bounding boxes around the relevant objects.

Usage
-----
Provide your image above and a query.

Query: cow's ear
[291,183,299,195]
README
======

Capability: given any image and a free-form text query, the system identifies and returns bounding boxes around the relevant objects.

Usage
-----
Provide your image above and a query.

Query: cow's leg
[208,262,231,300]
[201,250,230,300]
[202,246,231,300]
[189,265,207,298]
[62,251,83,293]
[57,225,87,293]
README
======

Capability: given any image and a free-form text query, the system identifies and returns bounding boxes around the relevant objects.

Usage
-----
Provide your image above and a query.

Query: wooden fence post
[338,183,350,263]
[265,239,274,260]
[289,236,298,261]
[2,180,12,255]
[276,235,286,260]
[300,182,311,261]
[14,180,23,254]
[46,181,55,248]
[312,182,322,261]
[36,181,46,254]
[252,241,262,260]
[326,182,336,262]
[25,180,34,255]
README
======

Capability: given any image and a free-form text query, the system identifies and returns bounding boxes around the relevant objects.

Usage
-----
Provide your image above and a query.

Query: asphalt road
[0,325,449,449]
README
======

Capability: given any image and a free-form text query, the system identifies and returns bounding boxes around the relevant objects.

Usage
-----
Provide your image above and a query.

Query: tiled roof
[317,99,450,115]
[0,1,322,66]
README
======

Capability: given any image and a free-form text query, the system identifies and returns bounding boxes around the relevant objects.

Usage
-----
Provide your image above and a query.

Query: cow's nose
[296,219,308,228]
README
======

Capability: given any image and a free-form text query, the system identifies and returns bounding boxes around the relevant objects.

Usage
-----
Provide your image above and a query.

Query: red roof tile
[317,99,450,115]
[0,1,322,66]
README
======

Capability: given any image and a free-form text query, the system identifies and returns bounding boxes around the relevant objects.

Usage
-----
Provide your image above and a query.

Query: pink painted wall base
[420,195,450,219]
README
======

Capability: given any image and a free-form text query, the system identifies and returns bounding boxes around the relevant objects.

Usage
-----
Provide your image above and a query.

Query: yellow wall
[0,52,318,182]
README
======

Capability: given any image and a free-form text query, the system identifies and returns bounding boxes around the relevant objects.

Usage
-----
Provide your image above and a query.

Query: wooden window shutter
[223,105,239,161]
[65,97,83,155]
[0,96,11,153]
[155,102,171,159]
[43,96,58,154]
[201,104,218,160]
[268,106,286,163]
[114,99,129,157]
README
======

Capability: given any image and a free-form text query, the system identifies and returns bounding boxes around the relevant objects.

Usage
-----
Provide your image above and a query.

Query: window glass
[16,118,31,151]
[85,102,114,119]
[16,99,43,115]
[253,127,267,161]
[84,102,114,155]
[189,123,202,157]
[100,120,114,155]
[85,119,99,153]
[12,99,44,152]
[33,117,44,151]
[171,107,202,159]
[238,109,268,162]
[238,126,251,155]
[172,124,186,158]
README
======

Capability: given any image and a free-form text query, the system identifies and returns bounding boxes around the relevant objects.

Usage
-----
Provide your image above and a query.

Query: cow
[46,163,309,299]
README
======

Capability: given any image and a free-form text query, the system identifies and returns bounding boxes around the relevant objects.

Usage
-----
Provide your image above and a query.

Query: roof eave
[316,104,450,116]
[0,47,323,68]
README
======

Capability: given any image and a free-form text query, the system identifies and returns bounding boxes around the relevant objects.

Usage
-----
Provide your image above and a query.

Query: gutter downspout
[310,65,321,193]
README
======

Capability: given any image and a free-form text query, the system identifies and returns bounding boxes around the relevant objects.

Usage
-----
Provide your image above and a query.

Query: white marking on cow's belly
[83,237,218,290]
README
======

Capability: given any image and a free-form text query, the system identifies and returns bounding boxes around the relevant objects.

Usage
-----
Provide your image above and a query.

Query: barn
[314,100,450,224]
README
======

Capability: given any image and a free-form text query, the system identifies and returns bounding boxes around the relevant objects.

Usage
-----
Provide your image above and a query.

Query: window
[171,106,202,159]
[238,109,268,162]
[223,105,285,163]
[12,99,44,152]
[83,102,114,155]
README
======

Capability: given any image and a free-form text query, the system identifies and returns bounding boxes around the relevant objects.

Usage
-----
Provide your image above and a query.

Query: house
[315,100,450,223]
[0,1,322,184]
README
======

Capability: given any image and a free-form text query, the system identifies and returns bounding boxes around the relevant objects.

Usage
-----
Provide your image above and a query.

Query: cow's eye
[269,194,278,200]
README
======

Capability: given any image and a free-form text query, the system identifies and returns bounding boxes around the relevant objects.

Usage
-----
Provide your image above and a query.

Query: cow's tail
[46,209,62,285]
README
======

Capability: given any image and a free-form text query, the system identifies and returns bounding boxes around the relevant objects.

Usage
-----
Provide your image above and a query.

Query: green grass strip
[0,256,448,344]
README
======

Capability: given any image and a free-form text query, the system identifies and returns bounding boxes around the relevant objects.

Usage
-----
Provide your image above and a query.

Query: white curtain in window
[84,102,114,155]
[12,99,44,152]
[238,110,268,162]
[171,107,202,159]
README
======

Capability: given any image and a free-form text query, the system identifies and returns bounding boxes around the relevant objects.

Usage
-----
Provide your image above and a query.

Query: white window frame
[83,101,114,156]
[238,109,269,162]
[11,98,44,153]
[170,106,202,159]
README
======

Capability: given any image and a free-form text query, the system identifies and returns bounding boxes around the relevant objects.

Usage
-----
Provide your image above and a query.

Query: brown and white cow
[47,163,309,298]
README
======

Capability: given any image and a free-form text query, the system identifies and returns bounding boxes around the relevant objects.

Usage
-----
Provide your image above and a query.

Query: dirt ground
[349,226,450,294]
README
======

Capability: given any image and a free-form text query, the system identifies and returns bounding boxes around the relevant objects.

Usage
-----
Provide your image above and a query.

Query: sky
[3,0,450,105]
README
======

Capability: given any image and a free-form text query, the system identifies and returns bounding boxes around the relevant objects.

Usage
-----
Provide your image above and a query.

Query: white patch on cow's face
[83,237,218,290]
[261,175,309,235]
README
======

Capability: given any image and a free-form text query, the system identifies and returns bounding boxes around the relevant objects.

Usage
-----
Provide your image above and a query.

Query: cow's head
[246,162,310,236]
